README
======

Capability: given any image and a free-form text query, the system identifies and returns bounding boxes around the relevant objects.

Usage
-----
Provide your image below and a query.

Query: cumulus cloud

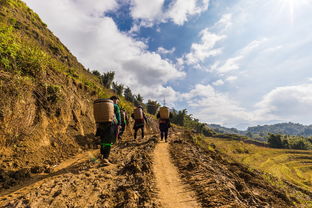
[184,29,225,65]
[212,79,225,86]
[157,47,176,54]
[210,38,267,74]
[23,0,185,103]
[130,0,164,20]
[165,0,209,25]
[128,0,210,29]
[181,84,253,127]
[211,56,243,73]
[255,84,312,123]
[181,83,312,128]
[212,13,232,32]
[226,76,238,82]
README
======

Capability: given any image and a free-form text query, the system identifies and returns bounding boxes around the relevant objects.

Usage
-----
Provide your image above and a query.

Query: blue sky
[23,0,312,129]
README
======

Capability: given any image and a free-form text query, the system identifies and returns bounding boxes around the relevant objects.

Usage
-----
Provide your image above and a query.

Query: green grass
[0,1,136,115]
[204,137,312,192]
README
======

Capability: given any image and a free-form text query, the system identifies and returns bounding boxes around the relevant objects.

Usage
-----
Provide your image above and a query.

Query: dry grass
[200,136,312,206]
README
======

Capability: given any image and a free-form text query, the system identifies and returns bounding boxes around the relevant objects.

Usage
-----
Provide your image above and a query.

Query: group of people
[94,96,171,165]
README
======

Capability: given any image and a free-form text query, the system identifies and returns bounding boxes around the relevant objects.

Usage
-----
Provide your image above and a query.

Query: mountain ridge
[209,122,312,138]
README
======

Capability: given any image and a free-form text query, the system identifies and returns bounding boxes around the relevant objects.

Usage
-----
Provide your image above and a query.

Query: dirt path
[0,137,160,208]
[153,142,200,208]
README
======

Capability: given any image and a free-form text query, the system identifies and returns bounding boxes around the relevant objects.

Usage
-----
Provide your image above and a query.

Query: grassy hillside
[199,136,312,205]
[0,0,138,174]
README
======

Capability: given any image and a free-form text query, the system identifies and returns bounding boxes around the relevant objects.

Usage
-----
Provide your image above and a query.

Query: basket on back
[93,99,115,123]
[133,108,143,120]
[159,106,169,119]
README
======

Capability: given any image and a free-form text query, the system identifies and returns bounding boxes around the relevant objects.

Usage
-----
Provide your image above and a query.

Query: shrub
[267,134,283,148]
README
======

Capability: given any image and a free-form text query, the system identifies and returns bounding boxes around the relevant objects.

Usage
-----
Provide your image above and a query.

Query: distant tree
[92,70,101,77]
[133,94,144,107]
[267,134,283,148]
[101,71,115,89]
[136,94,143,103]
[112,82,124,96]
[171,109,187,126]
[124,87,134,103]
[246,132,253,138]
[146,100,160,115]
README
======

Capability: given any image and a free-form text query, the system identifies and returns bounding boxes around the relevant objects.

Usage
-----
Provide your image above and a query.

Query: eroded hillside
[0,0,140,180]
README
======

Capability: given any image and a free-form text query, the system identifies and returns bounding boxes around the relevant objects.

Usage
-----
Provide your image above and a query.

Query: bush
[0,24,48,77]
[17,46,48,77]
[267,134,283,148]
[267,133,312,150]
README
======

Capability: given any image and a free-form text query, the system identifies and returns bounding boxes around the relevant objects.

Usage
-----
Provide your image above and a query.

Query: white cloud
[240,38,268,55]
[23,0,185,103]
[213,13,232,31]
[129,0,210,28]
[182,84,215,99]
[130,0,164,20]
[255,84,312,123]
[185,29,225,65]
[226,76,238,82]
[176,81,312,128]
[211,56,243,73]
[210,38,267,74]
[181,84,253,126]
[157,47,176,54]
[165,0,209,25]
[212,79,225,86]
[71,0,118,16]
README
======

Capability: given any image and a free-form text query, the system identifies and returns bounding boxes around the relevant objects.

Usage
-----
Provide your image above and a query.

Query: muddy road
[0,136,160,208]
[0,132,303,208]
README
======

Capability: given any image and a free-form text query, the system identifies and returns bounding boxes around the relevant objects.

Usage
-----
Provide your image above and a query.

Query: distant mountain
[246,122,312,137]
[208,124,244,135]
[208,122,312,140]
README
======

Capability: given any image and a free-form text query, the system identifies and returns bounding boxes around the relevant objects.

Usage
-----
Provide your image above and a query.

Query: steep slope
[0,0,135,185]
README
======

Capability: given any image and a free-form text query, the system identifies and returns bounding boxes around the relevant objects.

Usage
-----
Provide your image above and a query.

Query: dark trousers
[96,122,117,159]
[160,122,169,141]
[160,130,168,140]
[134,127,144,139]
[133,121,144,140]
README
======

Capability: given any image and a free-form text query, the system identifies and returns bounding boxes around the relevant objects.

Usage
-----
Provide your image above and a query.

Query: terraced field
[203,137,312,192]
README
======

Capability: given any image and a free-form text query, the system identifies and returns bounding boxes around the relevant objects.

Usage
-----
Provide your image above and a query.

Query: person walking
[118,108,128,141]
[157,106,172,142]
[94,95,121,165]
[131,105,148,140]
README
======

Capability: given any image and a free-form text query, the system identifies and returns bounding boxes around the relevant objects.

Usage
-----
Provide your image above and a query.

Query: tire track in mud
[169,133,297,208]
[153,142,200,208]
[0,136,160,208]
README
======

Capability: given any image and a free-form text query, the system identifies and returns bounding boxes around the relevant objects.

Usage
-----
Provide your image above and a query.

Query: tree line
[267,133,312,150]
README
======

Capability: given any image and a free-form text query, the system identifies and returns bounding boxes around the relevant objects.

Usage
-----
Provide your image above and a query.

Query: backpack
[133,108,143,120]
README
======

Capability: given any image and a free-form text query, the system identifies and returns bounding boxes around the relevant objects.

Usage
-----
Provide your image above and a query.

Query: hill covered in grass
[0,0,138,172]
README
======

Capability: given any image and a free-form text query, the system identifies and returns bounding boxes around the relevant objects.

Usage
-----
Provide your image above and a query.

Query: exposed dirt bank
[169,133,297,208]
